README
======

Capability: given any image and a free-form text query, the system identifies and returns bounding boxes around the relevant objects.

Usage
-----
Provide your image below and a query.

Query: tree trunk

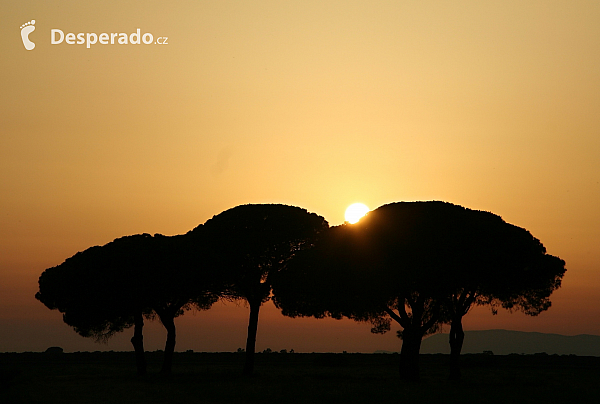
[130,311,147,376]
[243,299,261,376]
[449,317,465,381]
[159,313,177,375]
[399,328,422,381]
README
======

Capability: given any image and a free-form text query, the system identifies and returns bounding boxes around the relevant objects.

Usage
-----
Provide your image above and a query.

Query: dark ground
[2,351,599,404]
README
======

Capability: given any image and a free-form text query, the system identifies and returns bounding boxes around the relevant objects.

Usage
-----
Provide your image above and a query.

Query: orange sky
[1,1,599,353]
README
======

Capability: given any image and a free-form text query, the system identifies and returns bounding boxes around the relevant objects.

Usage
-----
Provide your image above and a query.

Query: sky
[1,0,599,353]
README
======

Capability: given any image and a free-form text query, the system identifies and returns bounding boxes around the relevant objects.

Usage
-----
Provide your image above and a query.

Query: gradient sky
[1,1,599,353]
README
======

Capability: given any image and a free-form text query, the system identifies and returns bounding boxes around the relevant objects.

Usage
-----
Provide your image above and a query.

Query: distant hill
[416,329,600,356]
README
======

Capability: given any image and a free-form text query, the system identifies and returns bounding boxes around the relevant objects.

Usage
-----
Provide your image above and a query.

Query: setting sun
[345,203,370,224]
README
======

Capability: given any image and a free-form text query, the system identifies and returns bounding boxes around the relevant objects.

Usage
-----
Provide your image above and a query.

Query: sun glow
[345,203,369,224]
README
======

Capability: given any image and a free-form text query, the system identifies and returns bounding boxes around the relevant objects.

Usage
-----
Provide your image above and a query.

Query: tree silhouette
[276,202,461,380]
[35,233,219,375]
[443,212,566,380]
[274,201,566,381]
[143,233,220,374]
[188,204,328,375]
[36,236,145,373]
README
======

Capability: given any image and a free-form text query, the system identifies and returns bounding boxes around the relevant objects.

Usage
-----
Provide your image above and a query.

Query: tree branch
[383,305,408,329]
[422,305,441,332]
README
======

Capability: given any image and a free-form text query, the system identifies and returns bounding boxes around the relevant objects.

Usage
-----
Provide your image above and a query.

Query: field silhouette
[2,351,600,404]
[421,329,600,356]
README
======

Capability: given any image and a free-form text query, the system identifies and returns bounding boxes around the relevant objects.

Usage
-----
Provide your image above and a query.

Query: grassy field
[2,351,599,403]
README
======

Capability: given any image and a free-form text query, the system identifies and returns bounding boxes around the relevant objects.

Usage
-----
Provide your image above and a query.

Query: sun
[345,203,370,224]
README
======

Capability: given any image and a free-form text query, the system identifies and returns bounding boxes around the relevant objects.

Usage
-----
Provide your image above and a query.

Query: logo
[19,20,168,50]
[20,20,36,50]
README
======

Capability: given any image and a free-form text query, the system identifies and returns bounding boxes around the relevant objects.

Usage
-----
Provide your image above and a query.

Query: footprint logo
[20,20,36,50]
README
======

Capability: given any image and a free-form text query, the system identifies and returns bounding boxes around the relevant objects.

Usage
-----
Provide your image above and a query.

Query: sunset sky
[2,1,599,353]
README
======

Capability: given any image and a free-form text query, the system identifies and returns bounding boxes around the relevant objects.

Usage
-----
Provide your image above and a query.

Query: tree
[36,235,150,374]
[143,233,222,374]
[273,201,566,381]
[188,204,328,375]
[275,202,467,380]
[36,233,219,375]
[443,212,566,380]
